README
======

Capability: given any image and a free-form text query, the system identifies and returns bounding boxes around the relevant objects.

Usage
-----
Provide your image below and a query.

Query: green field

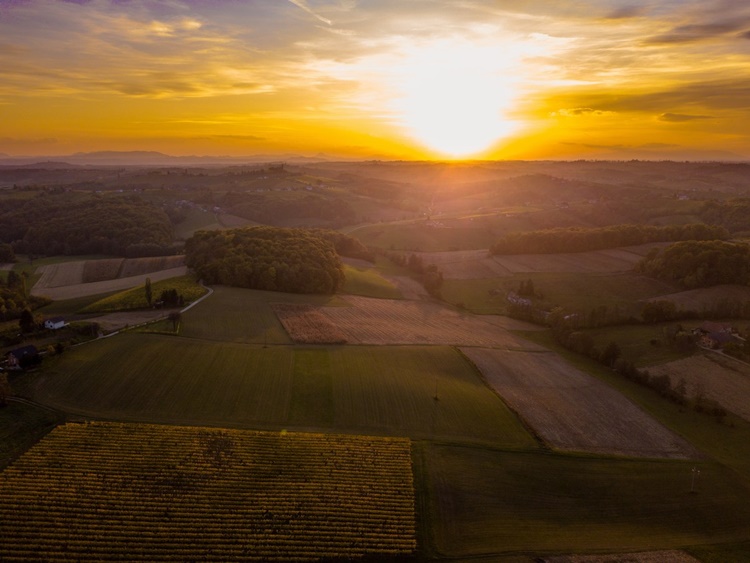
[0,401,63,469]
[421,444,750,558]
[15,335,536,448]
[443,272,678,315]
[179,285,349,344]
[80,274,206,313]
[342,263,402,299]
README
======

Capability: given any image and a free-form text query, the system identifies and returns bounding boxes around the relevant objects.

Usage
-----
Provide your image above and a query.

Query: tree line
[185,227,345,294]
[636,240,750,289]
[0,193,176,257]
[0,271,50,322]
[489,223,728,255]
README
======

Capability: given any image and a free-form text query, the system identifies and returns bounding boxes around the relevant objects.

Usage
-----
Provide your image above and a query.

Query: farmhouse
[44,316,67,330]
[692,321,739,350]
[5,344,41,370]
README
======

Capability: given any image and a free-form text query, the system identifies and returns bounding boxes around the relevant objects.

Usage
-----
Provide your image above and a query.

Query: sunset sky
[1,0,749,161]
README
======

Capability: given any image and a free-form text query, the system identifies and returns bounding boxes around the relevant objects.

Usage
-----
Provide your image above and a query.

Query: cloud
[551,107,616,117]
[604,6,648,20]
[658,113,713,122]
[648,21,747,44]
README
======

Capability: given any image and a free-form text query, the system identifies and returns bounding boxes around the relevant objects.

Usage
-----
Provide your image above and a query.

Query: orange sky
[1,0,749,161]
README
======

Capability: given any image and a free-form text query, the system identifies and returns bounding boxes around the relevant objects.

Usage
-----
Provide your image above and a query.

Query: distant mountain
[0,151,332,167]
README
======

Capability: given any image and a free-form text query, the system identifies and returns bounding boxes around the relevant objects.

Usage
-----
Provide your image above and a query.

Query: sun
[390,39,522,158]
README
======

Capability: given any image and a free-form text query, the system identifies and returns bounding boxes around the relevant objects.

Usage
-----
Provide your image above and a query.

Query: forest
[636,240,750,289]
[489,223,728,255]
[184,226,345,294]
[0,193,175,257]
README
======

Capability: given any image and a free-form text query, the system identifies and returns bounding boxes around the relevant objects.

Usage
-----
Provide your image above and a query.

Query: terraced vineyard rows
[0,423,416,562]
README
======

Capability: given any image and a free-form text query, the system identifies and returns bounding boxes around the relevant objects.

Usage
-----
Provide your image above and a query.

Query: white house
[44,317,66,330]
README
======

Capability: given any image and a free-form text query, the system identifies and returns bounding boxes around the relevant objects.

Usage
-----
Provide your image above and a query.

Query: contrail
[287,0,332,25]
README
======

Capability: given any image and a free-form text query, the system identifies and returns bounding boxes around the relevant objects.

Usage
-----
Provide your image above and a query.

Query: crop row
[0,423,416,561]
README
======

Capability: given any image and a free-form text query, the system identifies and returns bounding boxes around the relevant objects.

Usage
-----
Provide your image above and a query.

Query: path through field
[462,347,698,458]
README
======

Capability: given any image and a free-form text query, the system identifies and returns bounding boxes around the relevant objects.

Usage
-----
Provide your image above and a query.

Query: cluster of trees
[0,271,49,322]
[0,194,175,257]
[0,243,15,263]
[185,227,344,294]
[636,240,750,289]
[489,223,728,255]
[222,192,357,227]
[700,199,750,234]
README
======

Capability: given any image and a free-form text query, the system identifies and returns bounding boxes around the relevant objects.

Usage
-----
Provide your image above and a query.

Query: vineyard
[0,423,416,561]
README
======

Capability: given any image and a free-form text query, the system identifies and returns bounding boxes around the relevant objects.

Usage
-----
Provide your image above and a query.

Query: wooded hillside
[0,193,175,257]
[185,227,345,294]
[636,240,750,288]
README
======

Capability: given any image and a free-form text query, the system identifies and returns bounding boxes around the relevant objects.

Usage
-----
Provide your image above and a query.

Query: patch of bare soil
[462,347,698,459]
[82,259,124,283]
[317,296,544,348]
[33,261,87,288]
[92,310,173,332]
[271,303,348,344]
[544,550,700,563]
[32,266,188,301]
[647,354,750,422]
[119,255,185,278]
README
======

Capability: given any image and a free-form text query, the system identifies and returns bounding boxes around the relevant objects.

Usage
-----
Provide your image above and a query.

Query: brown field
[32,266,188,300]
[305,296,545,348]
[82,258,124,283]
[271,303,348,344]
[546,551,700,563]
[643,284,750,311]
[89,310,175,332]
[32,256,187,300]
[647,354,750,422]
[418,244,661,280]
[461,347,698,458]
[119,255,185,277]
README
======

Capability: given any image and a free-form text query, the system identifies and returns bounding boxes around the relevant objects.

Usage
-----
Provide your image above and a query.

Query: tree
[145,277,153,307]
[600,341,621,367]
[19,308,35,333]
[0,373,11,407]
[168,311,182,332]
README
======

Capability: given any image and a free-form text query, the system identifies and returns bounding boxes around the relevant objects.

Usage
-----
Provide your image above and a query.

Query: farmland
[5,160,750,561]
[16,335,536,448]
[0,423,416,561]
[461,348,697,458]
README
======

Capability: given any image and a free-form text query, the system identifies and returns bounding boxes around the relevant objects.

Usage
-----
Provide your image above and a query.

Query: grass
[442,272,678,315]
[13,335,537,448]
[342,263,402,299]
[0,400,63,470]
[583,322,698,367]
[37,291,120,316]
[79,274,206,313]
[173,208,223,239]
[420,443,750,558]
[180,285,349,345]
[517,329,750,481]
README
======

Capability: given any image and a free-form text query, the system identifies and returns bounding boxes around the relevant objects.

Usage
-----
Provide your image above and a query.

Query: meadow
[16,334,536,448]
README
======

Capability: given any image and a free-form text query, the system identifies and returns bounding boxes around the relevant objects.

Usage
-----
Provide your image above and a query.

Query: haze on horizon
[1,0,749,162]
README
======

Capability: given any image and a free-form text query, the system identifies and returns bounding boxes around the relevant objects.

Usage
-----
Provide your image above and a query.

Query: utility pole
[690,466,700,493]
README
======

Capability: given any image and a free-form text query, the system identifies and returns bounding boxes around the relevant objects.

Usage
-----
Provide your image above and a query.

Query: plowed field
[32,255,187,300]
[272,303,348,344]
[306,296,544,348]
[462,347,698,458]
[647,354,750,422]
